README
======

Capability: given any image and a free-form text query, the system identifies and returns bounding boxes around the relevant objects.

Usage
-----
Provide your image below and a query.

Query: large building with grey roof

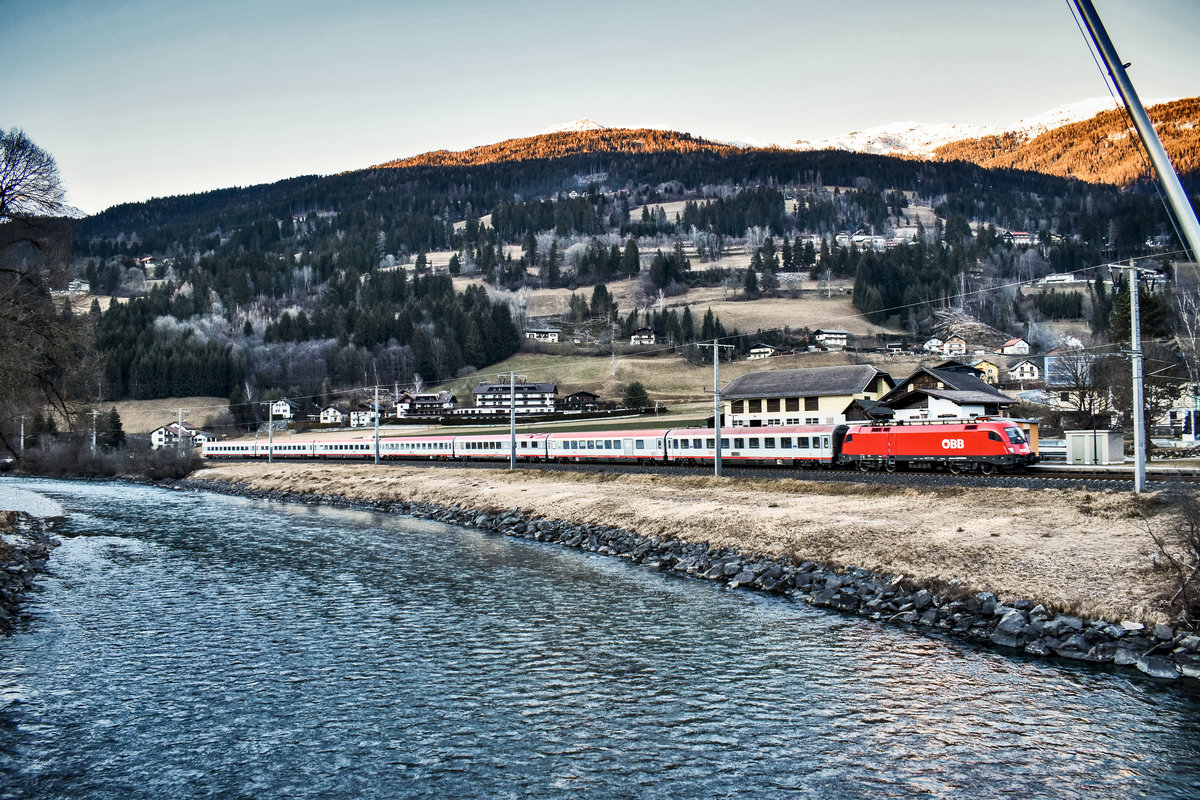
[720,364,894,426]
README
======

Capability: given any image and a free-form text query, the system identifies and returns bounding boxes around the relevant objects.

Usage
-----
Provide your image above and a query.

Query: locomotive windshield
[1005,427,1027,444]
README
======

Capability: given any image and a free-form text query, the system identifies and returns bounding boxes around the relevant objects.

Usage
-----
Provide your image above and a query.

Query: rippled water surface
[1,477,1199,799]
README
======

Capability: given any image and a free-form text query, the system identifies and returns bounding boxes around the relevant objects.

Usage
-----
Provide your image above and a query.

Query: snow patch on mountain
[790,122,995,157]
[538,119,608,135]
[788,96,1179,157]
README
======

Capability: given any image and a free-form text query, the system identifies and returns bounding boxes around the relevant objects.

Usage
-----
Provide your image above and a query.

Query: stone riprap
[0,511,60,635]
[176,478,1200,684]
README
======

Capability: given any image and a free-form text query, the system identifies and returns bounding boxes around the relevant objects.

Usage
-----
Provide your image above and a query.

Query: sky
[3,0,1199,215]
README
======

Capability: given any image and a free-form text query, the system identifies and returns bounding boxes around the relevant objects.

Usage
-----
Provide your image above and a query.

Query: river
[1,476,1199,798]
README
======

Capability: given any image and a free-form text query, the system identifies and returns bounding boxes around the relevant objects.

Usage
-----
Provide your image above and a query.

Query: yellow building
[722,365,895,426]
[969,358,1002,385]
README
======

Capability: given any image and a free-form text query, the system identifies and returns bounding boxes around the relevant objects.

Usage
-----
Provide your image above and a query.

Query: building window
[731,400,745,413]
[804,396,819,411]
[749,399,763,413]
[786,398,800,412]
[806,417,819,424]
[767,399,780,412]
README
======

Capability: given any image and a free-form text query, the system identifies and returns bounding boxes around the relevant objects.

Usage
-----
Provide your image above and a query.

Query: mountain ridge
[369,97,1199,187]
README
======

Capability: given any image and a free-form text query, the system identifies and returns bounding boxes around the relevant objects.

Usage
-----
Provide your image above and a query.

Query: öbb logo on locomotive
[204,419,1037,474]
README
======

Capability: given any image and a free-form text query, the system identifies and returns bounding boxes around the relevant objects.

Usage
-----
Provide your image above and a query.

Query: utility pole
[373,384,381,466]
[91,409,100,455]
[260,402,274,463]
[611,323,617,377]
[698,339,734,476]
[18,416,25,456]
[498,371,526,470]
[176,407,187,455]
[1111,262,1148,493]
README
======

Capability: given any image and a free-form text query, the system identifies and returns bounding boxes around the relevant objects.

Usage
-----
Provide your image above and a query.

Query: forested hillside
[934,97,1200,187]
[71,127,1192,417]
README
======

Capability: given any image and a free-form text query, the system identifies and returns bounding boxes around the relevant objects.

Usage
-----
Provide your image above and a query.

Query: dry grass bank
[195,461,1177,624]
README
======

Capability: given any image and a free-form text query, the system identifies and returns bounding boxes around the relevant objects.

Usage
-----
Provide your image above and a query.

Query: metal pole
[176,407,184,454]
[92,409,99,455]
[18,416,24,455]
[268,403,274,463]
[1072,0,1200,262]
[373,384,380,466]
[1128,263,1147,493]
[698,339,733,476]
[509,372,517,470]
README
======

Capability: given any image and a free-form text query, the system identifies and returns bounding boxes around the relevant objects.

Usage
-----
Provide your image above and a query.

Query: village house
[395,391,457,416]
[630,328,656,346]
[721,364,894,427]
[747,344,777,360]
[269,399,300,420]
[524,327,561,343]
[561,390,601,411]
[968,358,1002,385]
[922,337,944,353]
[813,329,849,350]
[149,422,214,450]
[880,361,1017,420]
[1008,359,1041,383]
[997,337,1031,356]
[941,336,968,357]
[464,382,558,415]
[319,404,349,426]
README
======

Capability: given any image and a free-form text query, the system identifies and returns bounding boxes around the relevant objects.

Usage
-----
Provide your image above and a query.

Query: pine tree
[743,264,759,295]
[622,239,640,276]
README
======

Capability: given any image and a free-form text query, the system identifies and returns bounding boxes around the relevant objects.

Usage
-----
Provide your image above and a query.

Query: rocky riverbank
[0,511,60,635]
[177,469,1200,685]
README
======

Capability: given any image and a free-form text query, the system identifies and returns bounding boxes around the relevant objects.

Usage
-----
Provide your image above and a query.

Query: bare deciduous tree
[0,127,65,221]
[0,129,90,457]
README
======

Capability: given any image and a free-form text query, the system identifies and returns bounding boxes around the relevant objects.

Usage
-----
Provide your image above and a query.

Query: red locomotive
[837,419,1036,474]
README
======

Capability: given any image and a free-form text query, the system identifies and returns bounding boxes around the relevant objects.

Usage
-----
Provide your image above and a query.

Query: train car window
[780,437,792,448]
[965,425,978,430]
[823,436,830,449]
[636,440,645,450]
[692,438,702,449]
[764,437,775,448]
[794,437,808,448]
[733,438,744,449]
[680,439,689,449]
[1006,428,1026,444]
[988,431,1003,442]
[748,438,760,448]
[706,438,715,448]
[721,438,729,448]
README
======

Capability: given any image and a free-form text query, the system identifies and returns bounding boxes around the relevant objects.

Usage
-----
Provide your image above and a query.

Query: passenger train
[203,418,1037,474]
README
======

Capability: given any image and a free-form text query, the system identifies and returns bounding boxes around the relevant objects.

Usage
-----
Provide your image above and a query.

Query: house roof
[1000,337,1027,347]
[722,364,892,400]
[882,365,1015,408]
[885,388,1017,410]
[473,382,557,393]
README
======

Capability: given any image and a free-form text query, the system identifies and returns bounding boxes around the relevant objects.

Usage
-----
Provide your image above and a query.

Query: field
[108,397,230,434]
[439,348,927,406]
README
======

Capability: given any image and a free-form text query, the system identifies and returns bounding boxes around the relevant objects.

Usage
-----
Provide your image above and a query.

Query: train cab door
[622,438,634,456]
